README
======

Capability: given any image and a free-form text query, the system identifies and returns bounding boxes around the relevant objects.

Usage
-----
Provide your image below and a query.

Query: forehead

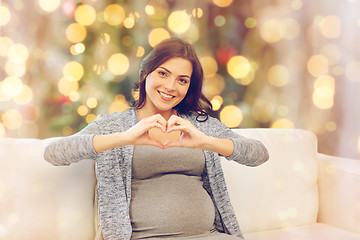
[158,57,193,75]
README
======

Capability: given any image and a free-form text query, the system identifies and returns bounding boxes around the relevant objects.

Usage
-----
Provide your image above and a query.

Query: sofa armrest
[317,153,360,233]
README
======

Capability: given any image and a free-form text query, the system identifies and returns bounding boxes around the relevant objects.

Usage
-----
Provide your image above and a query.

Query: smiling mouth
[158,91,175,100]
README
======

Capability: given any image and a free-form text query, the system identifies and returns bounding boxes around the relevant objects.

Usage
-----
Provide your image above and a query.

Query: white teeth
[159,91,174,99]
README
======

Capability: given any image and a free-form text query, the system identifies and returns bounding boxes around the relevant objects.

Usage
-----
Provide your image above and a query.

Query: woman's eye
[158,71,167,77]
[179,79,189,84]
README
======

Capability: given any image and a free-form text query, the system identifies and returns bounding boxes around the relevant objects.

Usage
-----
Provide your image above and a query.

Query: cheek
[179,86,190,98]
[145,75,155,94]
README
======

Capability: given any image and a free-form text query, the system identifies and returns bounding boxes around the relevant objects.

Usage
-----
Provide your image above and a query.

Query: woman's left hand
[164,115,209,149]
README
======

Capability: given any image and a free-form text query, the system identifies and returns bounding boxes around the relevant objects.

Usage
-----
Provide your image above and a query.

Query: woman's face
[144,57,193,113]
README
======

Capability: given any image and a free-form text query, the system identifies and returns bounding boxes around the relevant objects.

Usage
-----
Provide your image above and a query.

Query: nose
[164,78,176,91]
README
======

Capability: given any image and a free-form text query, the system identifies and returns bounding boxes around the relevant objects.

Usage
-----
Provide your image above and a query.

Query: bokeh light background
[1,0,360,159]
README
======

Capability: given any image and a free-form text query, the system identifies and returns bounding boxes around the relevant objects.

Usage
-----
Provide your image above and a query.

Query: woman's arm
[44,113,167,165]
[199,137,234,157]
[209,116,269,166]
[43,120,101,166]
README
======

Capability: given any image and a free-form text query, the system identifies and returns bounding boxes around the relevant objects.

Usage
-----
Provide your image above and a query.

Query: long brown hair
[132,38,212,117]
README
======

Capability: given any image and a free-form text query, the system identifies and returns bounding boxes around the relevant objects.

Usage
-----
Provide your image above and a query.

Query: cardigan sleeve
[43,117,102,166]
[206,116,269,167]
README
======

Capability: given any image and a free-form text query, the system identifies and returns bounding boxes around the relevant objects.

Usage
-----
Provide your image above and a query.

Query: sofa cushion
[221,129,319,233]
[243,223,360,240]
[0,138,95,240]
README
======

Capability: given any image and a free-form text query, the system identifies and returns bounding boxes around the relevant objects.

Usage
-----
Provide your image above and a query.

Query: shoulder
[90,108,134,129]
[182,112,224,129]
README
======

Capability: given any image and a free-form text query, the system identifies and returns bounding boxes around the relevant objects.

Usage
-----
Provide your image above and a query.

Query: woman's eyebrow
[158,66,191,79]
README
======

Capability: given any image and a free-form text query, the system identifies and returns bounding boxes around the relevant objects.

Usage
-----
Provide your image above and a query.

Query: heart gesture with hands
[163,115,208,149]
[126,114,208,150]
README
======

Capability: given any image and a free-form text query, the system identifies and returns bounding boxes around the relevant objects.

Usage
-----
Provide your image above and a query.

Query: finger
[167,115,183,129]
[153,114,167,127]
[148,140,165,149]
[163,140,181,148]
[151,122,166,132]
[166,125,185,133]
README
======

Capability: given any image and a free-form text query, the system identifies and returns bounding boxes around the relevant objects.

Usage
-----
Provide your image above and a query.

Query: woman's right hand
[93,114,167,153]
[122,114,167,148]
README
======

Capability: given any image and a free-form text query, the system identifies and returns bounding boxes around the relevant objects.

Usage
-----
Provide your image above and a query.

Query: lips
[158,90,175,101]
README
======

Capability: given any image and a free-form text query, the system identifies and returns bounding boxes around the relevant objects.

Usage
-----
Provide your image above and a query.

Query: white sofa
[0,129,359,240]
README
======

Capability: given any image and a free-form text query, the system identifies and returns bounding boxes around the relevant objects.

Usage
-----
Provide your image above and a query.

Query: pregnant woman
[44,37,269,240]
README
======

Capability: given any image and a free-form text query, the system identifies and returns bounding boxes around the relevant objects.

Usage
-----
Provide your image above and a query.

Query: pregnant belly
[130,174,216,238]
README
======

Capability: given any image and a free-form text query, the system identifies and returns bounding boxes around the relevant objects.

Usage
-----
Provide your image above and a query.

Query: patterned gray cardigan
[44,108,269,240]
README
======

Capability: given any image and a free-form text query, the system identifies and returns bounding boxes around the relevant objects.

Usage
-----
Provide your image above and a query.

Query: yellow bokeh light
[210,95,223,111]
[123,14,135,29]
[345,61,360,82]
[0,82,10,102]
[93,64,106,75]
[58,77,79,96]
[267,65,289,87]
[136,46,145,58]
[307,55,329,77]
[86,114,97,123]
[104,4,125,26]
[325,121,337,132]
[200,56,218,78]
[63,61,84,81]
[0,5,11,26]
[99,32,111,44]
[132,89,139,101]
[77,105,88,116]
[148,28,170,47]
[358,137,360,153]
[38,0,60,12]
[13,85,33,105]
[70,43,86,55]
[314,75,335,91]
[66,23,87,43]
[0,37,13,57]
[2,109,23,130]
[69,91,80,102]
[220,105,243,128]
[87,97,98,109]
[312,86,334,109]
[244,17,257,28]
[145,5,155,15]
[202,74,226,99]
[145,2,169,20]
[108,94,129,114]
[108,53,129,75]
[75,4,96,26]
[260,19,283,43]
[168,10,191,34]
[5,61,26,77]
[2,76,23,97]
[271,118,295,128]
[8,44,29,64]
[212,0,233,7]
[227,56,251,79]
[320,15,341,39]
[192,8,203,18]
